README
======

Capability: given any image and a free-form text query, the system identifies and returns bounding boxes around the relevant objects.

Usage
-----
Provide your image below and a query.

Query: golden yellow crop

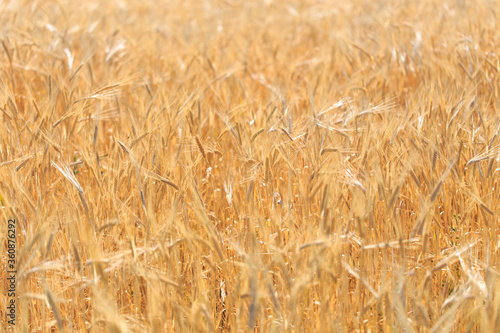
[1,0,500,331]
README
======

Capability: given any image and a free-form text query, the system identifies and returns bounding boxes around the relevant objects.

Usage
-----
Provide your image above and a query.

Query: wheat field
[1,0,500,331]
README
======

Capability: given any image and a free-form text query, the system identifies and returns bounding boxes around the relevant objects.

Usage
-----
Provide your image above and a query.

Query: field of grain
[1,0,500,331]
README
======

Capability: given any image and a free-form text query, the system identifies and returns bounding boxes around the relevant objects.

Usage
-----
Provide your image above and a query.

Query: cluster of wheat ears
[1,0,500,331]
